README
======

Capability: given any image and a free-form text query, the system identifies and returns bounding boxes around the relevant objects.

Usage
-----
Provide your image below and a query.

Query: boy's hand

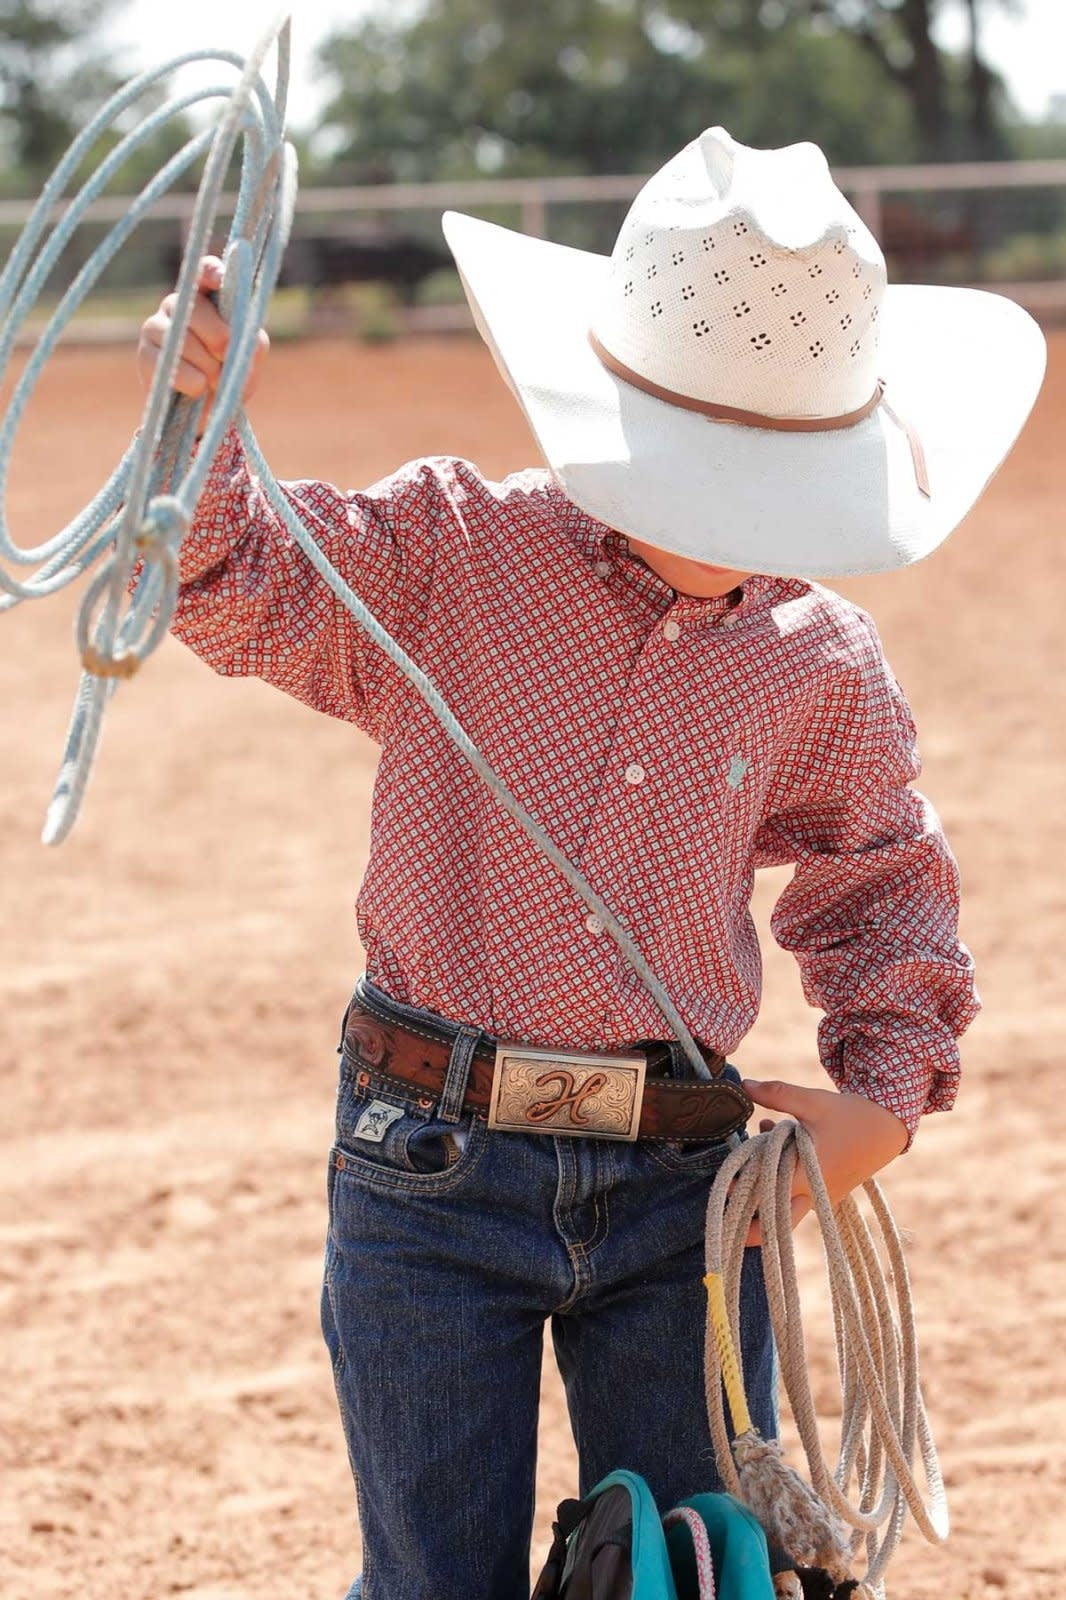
[136,255,270,422]
[738,1079,909,1248]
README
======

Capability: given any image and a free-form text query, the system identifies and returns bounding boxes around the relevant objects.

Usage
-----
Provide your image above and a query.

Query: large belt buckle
[488,1043,647,1141]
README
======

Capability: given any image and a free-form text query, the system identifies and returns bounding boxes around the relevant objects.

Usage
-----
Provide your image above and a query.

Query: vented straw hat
[442,128,1046,578]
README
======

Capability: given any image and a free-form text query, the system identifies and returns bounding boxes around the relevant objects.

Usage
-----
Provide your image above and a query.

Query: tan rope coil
[704,1117,949,1598]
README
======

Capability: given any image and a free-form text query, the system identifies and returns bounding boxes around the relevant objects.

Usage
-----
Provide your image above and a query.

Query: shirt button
[624,762,645,786]
[663,619,681,641]
[594,560,612,578]
[585,913,605,936]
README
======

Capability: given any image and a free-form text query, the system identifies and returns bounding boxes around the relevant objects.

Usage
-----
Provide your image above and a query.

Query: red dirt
[1,332,1063,1599]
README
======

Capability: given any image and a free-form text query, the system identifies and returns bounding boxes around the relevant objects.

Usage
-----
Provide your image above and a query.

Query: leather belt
[343,989,753,1145]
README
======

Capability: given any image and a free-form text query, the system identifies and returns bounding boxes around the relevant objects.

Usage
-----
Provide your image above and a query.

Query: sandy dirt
[0,331,1063,1600]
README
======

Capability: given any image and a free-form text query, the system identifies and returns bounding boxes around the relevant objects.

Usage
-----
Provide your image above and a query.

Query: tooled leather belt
[343,987,753,1145]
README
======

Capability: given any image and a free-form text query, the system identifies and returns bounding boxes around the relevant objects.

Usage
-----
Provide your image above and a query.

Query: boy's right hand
[136,255,270,420]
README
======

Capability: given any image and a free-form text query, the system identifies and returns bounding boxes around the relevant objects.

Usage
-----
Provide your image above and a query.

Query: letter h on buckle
[488,1043,647,1141]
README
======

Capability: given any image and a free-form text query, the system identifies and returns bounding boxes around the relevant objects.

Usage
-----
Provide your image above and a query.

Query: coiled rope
[704,1120,949,1597]
[0,10,720,1080]
[0,16,950,1593]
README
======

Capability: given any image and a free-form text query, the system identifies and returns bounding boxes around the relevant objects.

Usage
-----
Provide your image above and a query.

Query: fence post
[521,189,548,238]
[850,182,884,243]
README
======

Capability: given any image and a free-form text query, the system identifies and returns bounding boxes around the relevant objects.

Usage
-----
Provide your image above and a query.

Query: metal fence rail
[3,158,1064,333]
[3,157,1065,236]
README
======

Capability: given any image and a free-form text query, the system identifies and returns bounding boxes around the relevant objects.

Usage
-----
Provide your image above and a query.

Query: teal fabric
[580,1473,775,1600]
[666,1493,776,1600]
[586,1470,679,1599]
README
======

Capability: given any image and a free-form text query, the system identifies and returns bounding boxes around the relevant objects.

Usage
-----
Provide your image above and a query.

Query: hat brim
[442,210,1046,578]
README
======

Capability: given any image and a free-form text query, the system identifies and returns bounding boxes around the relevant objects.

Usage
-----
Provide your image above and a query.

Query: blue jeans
[320,978,777,1600]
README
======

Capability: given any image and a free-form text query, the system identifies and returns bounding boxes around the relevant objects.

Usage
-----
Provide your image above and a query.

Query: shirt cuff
[176,426,250,585]
[818,1018,965,1153]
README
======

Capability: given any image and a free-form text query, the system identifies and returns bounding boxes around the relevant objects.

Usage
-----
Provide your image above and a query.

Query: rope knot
[134,494,191,554]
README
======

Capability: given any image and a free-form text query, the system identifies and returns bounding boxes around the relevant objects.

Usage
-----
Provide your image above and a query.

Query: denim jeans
[319,977,777,1600]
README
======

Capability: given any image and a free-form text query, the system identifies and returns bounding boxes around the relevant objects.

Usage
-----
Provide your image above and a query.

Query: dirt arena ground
[1,331,1063,1600]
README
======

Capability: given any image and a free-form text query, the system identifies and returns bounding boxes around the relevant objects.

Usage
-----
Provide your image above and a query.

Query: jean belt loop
[666,1041,685,1080]
[438,1025,481,1124]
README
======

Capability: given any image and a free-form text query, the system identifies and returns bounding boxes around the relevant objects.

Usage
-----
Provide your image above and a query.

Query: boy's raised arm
[136,256,443,743]
[167,433,447,742]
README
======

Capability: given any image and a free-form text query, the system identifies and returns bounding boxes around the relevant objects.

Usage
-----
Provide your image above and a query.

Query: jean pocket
[330,1065,486,1193]
[643,1127,744,1176]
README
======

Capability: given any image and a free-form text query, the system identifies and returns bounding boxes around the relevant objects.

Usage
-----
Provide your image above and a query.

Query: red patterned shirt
[170,432,978,1149]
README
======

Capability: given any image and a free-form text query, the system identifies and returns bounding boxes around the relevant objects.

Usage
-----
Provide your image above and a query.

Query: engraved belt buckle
[488,1043,647,1141]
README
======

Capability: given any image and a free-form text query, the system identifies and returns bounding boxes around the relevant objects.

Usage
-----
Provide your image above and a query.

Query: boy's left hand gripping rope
[0,13,722,1085]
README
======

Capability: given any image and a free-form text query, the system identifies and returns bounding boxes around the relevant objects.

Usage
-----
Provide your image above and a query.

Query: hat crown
[591,129,887,419]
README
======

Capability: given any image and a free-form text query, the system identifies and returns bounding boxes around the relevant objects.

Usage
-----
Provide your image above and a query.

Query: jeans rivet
[417,1095,433,1110]
[335,1154,346,1170]
[357,1071,370,1087]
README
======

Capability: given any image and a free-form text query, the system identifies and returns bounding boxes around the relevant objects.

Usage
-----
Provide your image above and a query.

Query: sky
[105,1,1066,134]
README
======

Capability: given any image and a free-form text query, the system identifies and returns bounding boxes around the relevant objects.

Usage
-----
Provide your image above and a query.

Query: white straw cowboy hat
[442,128,1046,578]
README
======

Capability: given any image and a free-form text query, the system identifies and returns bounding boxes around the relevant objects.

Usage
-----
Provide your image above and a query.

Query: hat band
[589,330,880,430]
[588,331,930,497]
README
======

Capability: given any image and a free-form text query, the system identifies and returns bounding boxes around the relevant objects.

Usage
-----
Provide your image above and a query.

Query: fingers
[160,287,231,361]
[197,255,224,292]
[138,315,223,398]
[743,1078,792,1106]
[136,255,228,395]
[137,254,269,406]
[742,1077,827,1120]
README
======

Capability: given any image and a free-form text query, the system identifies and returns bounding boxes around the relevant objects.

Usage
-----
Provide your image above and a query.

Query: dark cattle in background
[161,225,452,305]
[279,229,452,304]
[876,201,974,276]
[161,204,976,312]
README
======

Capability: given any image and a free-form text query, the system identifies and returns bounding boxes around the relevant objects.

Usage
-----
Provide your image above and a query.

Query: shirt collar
[558,487,801,624]
[600,528,764,624]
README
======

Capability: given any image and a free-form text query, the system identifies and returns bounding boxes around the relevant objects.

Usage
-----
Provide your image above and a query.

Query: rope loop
[0,14,295,845]
[4,30,951,1600]
[704,1121,949,1592]
[0,11,721,1076]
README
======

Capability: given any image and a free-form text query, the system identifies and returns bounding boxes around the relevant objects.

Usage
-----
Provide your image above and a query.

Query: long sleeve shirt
[168,431,979,1149]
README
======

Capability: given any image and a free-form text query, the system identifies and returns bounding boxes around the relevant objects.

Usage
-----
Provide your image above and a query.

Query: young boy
[137,129,1043,1600]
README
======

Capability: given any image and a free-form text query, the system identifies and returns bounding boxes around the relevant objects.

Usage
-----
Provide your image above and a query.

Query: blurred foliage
[2,0,1063,309]
[310,0,1029,184]
[1011,118,1066,160]
[0,0,197,197]
[1,1,113,183]
[727,0,1019,159]
[982,224,1066,279]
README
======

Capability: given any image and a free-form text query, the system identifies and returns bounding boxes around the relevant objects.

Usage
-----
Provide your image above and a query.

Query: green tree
[312,0,923,186]
[0,0,123,183]
[719,0,1018,159]
[0,0,199,198]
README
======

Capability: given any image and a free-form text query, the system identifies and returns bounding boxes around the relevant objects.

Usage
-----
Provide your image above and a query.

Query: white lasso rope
[704,1120,949,1596]
[0,12,723,1084]
[1,24,952,1598]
